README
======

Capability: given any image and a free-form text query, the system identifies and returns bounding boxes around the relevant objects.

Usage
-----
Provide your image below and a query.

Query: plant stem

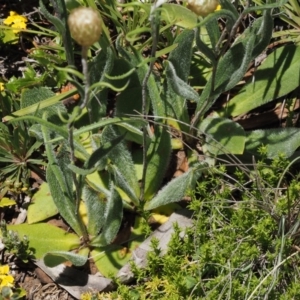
[68,46,90,217]
[140,5,160,202]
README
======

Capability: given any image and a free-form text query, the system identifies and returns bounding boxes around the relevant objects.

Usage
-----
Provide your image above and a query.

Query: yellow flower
[0,83,4,92]
[80,292,92,300]
[0,275,14,288]
[0,265,14,289]
[3,11,27,33]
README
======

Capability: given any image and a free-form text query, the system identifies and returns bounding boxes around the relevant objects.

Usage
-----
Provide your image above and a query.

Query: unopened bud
[68,7,102,47]
[187,0,219,17]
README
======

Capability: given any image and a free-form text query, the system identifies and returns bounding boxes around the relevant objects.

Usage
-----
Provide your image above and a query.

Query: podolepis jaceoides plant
[2,0,299,282]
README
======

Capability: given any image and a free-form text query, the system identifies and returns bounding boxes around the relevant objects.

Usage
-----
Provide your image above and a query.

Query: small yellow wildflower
[0,265,14,289]
[80,292,92,300]
[3,11,27,33]
[0,83,4,92]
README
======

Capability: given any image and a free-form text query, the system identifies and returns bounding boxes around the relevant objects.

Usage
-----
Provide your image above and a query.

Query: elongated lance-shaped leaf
[168,29,194,82]
[3,89,76,121]
[9,115,145,147]
[245,128,300,158]
[39,0,65,35]
[164,60,199,102]
[144,166,203,211]
[222,44,300,117]
[86,133,126,170]
[89,48,115,122]
[196,10,273,117]
[101,125,140,201]
[195,26,217,64]
[44,251,88,267]
[67,133,127,176]
[9,115,89,160]
[42,119,87,237]
[162,29,194,130]
[5,223,80,259]
[206,18,221,51]
[21,87,67,125]
[115,35,163,118]
[108,164,140,206]
[219,0,239,19]
[199,117,246,155]
[39,0,74,66]
[90,184,123,247]
[144,125,172,201]
[82,184,107,236]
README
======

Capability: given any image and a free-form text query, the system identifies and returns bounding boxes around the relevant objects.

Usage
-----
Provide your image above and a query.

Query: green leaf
[144,126,172,201]
[164,61,199,102]
[92,216,145,277]
[43,251,88,267]
[82,184,106,236]
[199,117,246,155]
[3,88,75,121]
[222,44,300,117]
[195,26,216,64]
[21,87,66,123]
[206,18,220,51]
[91,185,123,247]
[109,164,140,206]
[39,0,65,36]
[86,133,126,170]
[144,167,202,211]
[0,198,16,208]
[245,128,300,158]
[196,11,273,116]
[89,48,114,120]
[160,4,197,29]
[43,124,85,237]
[163,29,194,128]
[3,223,80,259]
[101,126,140,200]
[27,182,58,224]
[114,39,161,118]
[197,34,256,115]
[68,133,126,176]
[168,29,194,83]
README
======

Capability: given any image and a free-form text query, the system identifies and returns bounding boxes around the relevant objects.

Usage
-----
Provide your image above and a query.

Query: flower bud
[187,0,219,17]
[68,7,102,47]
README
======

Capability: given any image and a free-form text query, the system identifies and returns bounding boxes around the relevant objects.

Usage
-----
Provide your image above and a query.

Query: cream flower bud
[187,0,219,17]
[68,7,102,47]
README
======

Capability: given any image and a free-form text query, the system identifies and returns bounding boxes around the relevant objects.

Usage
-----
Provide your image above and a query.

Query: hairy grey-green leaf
[108,164,140,206]
[82,184,106,236]
[144,167,202,211]
[89,48,115,121]
[144,126,172,201]
[245,128,300,158]
[91,185,123,247]
[165,61,199,102]
[206,18,220,51]
[168,29,194,82]
[101,125,140,199]
[39,0,65,35]
[196,11,273,117]
[163,30,195,128]
[195,27,216,63]
[199,117,246,155]
[222,44,300,117]
[44,251,88,267]
[43,122,85,237]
